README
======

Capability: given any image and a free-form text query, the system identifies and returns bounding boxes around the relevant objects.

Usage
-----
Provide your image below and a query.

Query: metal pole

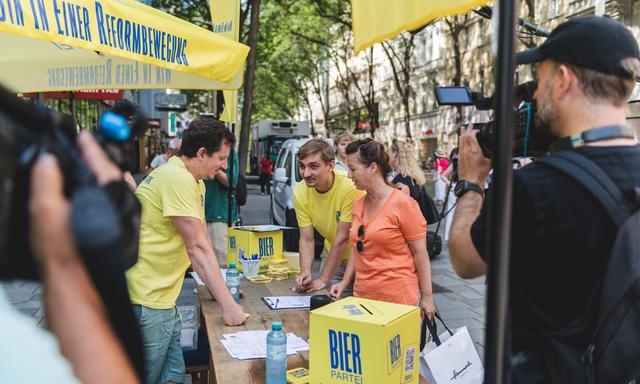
[484,1,517,383]
[228,123,236,228]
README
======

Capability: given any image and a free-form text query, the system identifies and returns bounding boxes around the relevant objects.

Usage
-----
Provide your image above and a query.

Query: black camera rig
[0,84,146,379]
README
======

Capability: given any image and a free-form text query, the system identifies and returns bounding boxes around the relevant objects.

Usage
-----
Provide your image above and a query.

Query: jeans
[132,304,185,384]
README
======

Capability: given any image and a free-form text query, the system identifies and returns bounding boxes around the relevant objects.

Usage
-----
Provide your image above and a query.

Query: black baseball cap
[517,16,640,79]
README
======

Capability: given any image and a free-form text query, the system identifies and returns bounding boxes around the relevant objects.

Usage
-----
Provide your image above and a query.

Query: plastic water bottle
[266,322,287,384]
[226,263,240,303]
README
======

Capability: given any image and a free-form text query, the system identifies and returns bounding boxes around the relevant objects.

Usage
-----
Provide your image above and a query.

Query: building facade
[302,0,640,164]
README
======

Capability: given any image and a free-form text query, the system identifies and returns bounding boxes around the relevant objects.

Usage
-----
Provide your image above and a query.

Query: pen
[274,298,279,309]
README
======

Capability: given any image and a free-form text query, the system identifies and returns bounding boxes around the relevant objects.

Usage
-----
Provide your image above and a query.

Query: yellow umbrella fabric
[0,0,249,92]
[210,0,241,123]
[351,0,492,54]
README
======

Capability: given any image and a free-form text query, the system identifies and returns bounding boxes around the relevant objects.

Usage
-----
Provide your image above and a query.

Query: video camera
[435,81,557,159]
[0,84,146,378]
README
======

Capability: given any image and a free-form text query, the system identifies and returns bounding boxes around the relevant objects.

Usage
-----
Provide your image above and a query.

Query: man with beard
[448,16,640,382]
[292,139,364,294]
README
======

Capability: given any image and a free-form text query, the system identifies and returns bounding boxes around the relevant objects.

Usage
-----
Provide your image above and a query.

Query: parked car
[270,138,307,251]
[270,138,325,256]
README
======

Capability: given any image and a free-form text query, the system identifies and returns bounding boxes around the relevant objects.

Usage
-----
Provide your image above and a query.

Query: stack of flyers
[220,330,309,360]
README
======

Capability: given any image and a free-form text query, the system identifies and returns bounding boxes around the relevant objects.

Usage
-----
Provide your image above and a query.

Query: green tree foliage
[250,0,337,123]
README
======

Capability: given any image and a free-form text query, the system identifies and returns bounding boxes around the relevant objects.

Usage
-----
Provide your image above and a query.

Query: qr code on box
[403,345,416,383]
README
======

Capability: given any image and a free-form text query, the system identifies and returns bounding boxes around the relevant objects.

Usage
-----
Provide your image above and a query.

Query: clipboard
[262,296,312,310]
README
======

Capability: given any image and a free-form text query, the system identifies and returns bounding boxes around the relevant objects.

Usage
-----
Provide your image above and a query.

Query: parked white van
[270,138,309,250]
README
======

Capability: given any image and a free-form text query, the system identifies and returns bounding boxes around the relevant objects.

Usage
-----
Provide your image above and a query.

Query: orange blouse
[350,189,427,306]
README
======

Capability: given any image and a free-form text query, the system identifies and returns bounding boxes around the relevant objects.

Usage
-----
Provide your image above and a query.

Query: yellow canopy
[0,0,250,92]
[210,0,240,123]
[351,0,492,54]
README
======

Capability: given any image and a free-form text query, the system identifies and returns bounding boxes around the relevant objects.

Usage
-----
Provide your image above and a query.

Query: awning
[0,0,250,92]
[351,0,492,54]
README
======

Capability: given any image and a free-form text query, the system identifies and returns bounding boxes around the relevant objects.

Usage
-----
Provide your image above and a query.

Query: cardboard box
[282,251,300,269]
[227,225,285,273]
[310,297,421,384]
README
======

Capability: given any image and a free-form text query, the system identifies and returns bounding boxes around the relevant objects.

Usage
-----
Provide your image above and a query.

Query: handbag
[420,313,484,384]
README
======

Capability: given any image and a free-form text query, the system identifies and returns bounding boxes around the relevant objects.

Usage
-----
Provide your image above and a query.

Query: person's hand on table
[305,278,327,293]
[420,294,436,321]
[222,302,248,326]
[294,272,312,292]
[329,281,347,300]
[294,276,326,293]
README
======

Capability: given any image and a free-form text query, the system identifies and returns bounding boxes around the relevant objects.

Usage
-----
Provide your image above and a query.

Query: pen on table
[274,298,279,309]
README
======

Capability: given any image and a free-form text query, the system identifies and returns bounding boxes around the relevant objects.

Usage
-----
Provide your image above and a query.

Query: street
[1,182,486,360]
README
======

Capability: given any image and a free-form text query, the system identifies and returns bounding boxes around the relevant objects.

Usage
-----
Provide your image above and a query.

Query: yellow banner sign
[351,0,492,54]
[211,0,241,123]
[0,0,249,92]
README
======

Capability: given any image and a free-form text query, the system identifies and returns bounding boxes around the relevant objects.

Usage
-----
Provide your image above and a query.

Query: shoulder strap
[538,151,632,226]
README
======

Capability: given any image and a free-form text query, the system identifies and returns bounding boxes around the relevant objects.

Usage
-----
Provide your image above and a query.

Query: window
[275,147,286,169]
[294,153,302,182]
[282,151,292,186]
[547,0,561,18]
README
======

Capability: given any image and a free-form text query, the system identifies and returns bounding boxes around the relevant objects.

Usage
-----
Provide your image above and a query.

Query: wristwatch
[454,180,484,198]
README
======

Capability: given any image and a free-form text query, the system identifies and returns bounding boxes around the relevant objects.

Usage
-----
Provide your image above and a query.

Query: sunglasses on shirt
[356,225,364,252]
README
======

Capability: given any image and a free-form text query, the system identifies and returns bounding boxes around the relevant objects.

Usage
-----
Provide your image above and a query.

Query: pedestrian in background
[150,138,181,170]
[441,148,459,242]
[204,148,239,267]
[388,139,426,199]
[334,130,355,172]
[259,154,273,195]
[331,138,435,322]
[433,150,448,204]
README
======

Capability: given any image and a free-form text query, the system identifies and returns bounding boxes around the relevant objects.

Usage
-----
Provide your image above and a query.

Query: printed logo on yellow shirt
[336,211,341,223]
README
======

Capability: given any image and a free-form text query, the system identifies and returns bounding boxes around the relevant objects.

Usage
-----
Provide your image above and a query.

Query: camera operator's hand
[459,123,492,186]
[29,136,138,383]
[77,131,123,185]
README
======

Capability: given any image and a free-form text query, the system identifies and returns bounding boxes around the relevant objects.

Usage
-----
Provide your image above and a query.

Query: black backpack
[416,184,441,224]
[407,179,442,259]
[538,150,640,384]
[235,173,248,206]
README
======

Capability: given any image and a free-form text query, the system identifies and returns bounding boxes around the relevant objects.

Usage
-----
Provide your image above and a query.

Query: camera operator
[448,16,640,382]
[1,132,138,383]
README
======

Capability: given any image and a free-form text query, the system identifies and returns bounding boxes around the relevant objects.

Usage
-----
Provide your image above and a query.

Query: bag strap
[423,312,454,347]
[538,151,632,226]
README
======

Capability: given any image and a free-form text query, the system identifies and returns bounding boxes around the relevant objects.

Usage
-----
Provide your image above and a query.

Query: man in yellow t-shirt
[127,118,246,384]
[293,139,364,295]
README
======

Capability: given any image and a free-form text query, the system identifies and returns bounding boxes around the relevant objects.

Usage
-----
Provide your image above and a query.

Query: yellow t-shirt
[293,170,364,261]
[126,156,205,309]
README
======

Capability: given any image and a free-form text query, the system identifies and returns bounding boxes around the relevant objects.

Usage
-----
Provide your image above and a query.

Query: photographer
[1,132,138,383]
[448,16,640,382]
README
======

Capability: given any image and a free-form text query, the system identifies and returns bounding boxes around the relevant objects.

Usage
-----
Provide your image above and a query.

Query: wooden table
[198,277,318,383]
[198,278,428,383]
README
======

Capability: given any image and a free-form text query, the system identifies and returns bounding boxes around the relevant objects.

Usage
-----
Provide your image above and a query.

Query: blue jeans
[132,305,185,384]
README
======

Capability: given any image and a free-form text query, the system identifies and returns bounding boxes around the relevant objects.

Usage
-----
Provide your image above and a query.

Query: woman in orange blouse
[330,139,435,320]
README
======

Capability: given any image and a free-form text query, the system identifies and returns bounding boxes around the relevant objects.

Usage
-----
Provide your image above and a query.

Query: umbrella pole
[484,0,517,383]
[228,122,236,228]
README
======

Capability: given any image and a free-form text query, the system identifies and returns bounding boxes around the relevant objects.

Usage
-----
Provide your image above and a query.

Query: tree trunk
[238,0,261,177]
[403,95,411,139]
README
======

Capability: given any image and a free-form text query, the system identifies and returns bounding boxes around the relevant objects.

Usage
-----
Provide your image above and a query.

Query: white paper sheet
[219,330,309,360]
[191,269,243,286]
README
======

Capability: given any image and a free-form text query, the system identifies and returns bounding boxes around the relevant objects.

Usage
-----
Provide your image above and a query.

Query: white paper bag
[420,326,484,384]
